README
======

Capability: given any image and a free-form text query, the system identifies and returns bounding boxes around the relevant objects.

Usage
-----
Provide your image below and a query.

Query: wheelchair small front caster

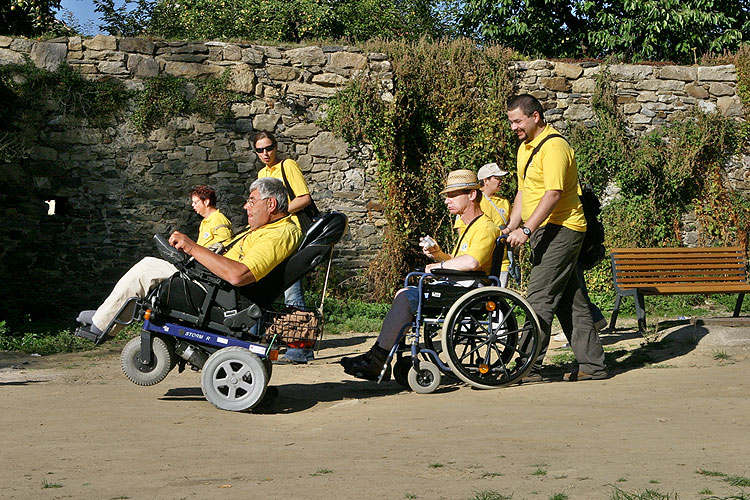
[407,361,441,394]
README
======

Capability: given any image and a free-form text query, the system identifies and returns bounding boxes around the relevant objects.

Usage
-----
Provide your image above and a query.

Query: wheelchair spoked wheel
[441,287,541,390]
[200,347,268,412]
[121,335,176,386]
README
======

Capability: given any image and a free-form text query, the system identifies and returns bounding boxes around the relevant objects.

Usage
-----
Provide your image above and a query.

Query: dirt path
[1,325,749,500]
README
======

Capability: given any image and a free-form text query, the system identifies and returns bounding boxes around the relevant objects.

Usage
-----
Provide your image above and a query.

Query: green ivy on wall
[324,38,517,300]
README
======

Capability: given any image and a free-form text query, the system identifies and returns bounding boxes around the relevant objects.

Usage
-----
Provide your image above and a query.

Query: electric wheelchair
[383,236,542,393]
[76,211,348,412]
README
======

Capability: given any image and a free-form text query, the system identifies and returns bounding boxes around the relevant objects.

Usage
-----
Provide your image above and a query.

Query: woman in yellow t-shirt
[253,131,313,364]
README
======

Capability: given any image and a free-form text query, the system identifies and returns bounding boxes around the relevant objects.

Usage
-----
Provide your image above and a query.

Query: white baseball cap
[477,162,509,180]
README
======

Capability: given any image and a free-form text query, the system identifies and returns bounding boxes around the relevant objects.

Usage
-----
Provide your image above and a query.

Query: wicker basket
[263,308,321,349]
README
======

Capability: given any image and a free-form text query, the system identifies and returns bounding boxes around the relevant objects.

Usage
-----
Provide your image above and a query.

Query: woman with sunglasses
[253,131,315,364]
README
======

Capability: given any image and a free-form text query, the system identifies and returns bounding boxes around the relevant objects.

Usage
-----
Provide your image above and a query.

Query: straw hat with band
[440,169,481,195]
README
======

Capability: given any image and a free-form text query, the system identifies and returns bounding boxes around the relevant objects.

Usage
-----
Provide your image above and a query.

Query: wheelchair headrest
[298,211,348,250]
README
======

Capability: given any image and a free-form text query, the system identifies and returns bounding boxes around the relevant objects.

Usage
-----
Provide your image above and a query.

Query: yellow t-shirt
[258,159,310,228]
[516,125,586,232]
[454,195,511,272]
[196,209,233,248]
[223,216,302,281]
[451,214,501,275]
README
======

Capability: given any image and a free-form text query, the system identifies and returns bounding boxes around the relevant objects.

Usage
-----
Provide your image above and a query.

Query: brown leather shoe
[563,369,609,381]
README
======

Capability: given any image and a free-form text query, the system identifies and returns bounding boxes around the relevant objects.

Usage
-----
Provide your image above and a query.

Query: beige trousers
[92,257,177,334]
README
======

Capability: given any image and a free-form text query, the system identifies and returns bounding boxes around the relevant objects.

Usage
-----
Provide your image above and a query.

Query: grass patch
[0,319,141,355]
[712,350,732,361]
[548,352,576,365]
[549,494,569,500]
[725,475,750,487]
[697,469,728,478]
[429,462,445,469]
[532,468,548,476]
[310,468,333,476]
[320,298,389,335]
[481,471,505,478]
[468,490,512,500]
[404,494,417,499]
[609,486,678,499]
[41,480,63,489]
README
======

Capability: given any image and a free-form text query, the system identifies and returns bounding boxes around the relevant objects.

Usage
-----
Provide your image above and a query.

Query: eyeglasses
[255,146,275,153]
[246,196,269,207]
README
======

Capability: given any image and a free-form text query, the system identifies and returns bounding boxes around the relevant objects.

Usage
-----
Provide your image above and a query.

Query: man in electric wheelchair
[75,177,301,343]
[341,169,502,382]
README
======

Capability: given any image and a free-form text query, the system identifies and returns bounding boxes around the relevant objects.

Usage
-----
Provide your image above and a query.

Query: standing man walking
[504,94,608,382]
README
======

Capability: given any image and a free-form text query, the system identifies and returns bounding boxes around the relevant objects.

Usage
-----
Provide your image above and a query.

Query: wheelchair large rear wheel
[441,287,541,389]
[121,335,176,386]
[201,347,268,412]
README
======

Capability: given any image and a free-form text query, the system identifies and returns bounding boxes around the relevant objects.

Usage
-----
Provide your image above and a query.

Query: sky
[57,0,107,35]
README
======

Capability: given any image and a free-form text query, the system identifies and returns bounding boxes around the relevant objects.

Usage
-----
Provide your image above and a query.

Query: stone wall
[0,36,746,319]
[0,35,393,319]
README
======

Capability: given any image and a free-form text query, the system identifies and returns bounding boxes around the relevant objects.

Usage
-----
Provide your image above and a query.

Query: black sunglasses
[255,146,275,153]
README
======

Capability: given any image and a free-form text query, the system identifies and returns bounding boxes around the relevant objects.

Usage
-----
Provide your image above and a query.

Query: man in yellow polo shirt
[504,94,607,382]
[341,169,500,381]
[78,178,300,342]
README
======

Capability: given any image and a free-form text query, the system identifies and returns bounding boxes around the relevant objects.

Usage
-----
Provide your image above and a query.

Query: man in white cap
[455,162,514,286]
[341,169,500,381]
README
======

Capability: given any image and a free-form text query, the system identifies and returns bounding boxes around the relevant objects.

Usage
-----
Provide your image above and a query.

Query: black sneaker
[340,351,390,382]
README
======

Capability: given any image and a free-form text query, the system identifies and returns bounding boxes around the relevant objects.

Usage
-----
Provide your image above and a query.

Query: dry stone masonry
[0,36,745,318]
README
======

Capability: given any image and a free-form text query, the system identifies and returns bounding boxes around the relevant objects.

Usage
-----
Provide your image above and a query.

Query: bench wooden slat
[611,247,744,254]
[609,246,749,332]
[616,275,748,284]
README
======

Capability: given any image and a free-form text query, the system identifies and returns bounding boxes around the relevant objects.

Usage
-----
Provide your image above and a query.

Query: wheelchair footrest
[74,325,106,344]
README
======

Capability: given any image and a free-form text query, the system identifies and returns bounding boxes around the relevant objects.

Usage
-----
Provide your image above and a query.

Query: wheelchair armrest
[430,269,487,279]
[183,262,224,285]
[223,303,262,330]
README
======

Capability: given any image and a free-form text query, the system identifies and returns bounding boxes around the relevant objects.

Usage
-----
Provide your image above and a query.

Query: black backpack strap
[522,133,566,180]
[279,159,297,201]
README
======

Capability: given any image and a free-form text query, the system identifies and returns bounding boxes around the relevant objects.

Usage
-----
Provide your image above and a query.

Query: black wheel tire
[442,287,541,389]
[393,355,411,389]
[121,335,176,386]
[201,347,268,412]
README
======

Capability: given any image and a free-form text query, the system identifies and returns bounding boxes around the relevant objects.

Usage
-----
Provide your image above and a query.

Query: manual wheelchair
[77,211,347,412]
[381,236,542,394]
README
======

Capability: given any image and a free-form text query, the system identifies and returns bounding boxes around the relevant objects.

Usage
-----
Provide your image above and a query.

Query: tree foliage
[0,0,62,36]
[459,0,750,63]
[92,0,451,42]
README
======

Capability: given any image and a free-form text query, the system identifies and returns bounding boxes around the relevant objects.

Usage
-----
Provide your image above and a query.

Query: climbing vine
[324,38,516,299]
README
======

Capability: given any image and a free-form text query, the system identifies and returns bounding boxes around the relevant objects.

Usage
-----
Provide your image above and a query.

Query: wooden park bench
[609,247,750,332]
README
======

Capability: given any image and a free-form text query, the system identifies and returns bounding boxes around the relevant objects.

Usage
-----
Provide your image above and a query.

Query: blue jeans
[282,280,314,362]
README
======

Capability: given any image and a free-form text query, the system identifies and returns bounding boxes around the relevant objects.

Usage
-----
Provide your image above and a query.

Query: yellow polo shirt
[516,125,586,232]
[196,209,233,248]
[258,159,310,228]
[451,214,501,275]
[223,216,301,281]
[454,195,511,272]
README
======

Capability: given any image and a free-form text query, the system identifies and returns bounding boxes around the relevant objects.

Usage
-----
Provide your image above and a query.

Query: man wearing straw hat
[504,94,607,382]
[341,169,500,381]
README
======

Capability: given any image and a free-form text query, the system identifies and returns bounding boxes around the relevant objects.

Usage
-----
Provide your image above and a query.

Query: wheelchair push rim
[200,347,269,412]
[441,286,541,390]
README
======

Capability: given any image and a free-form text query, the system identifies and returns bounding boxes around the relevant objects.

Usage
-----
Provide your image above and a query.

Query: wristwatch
[521,226,532,236]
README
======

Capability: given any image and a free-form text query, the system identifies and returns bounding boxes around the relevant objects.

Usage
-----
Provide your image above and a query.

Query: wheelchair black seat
[152,211,348,336]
